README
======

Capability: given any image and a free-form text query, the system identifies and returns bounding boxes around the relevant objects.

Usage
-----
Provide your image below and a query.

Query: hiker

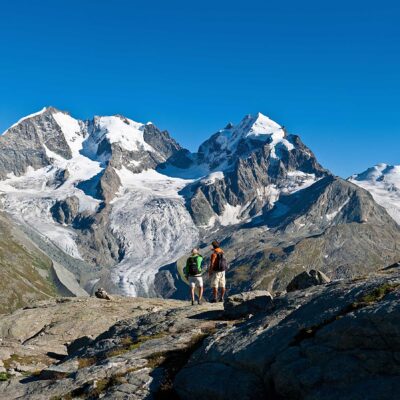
[208,240,227,302]
[184,248,204,305]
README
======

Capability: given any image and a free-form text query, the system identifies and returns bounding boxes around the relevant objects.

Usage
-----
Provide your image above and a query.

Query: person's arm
[209,253,215,275]
[197,255,203,273]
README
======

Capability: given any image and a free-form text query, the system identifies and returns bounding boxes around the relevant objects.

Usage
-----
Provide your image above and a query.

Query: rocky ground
[0,266,399,399]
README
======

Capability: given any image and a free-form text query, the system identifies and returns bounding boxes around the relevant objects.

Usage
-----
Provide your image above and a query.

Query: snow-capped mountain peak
[197,112,294,171]
[91,115,154,154]
[349,163,400,224]
[350,163,400,183]
[235,112,282,139]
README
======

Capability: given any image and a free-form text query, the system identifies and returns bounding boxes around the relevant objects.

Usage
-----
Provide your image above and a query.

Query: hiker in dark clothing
[184,248,204,305]
[208,240,227,303]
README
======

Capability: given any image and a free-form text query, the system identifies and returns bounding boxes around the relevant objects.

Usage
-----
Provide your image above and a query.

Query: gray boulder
[286,269,331,292]
[224,290,274,319]
[95,287,112,300]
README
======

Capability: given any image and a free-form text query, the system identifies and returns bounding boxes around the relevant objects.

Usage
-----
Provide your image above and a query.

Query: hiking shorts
[189,276,203,288]
[211,271,226,288]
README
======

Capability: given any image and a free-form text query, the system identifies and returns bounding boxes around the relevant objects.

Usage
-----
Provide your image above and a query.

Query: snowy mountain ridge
[349,163,400,224]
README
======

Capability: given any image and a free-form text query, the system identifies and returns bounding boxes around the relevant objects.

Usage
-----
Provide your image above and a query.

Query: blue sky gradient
[1,0,399,177]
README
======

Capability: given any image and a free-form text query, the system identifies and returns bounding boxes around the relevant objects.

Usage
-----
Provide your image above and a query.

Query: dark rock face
[50,196,80,224]
[142,124,182,160]
[164,148,194,169]
[76,208,124,267]
[95,165,122,203]
[286,270,331,292]
[46,168,69,188]
[0,108,77,179]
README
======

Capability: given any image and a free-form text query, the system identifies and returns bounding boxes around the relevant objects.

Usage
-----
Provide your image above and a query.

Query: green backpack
[187,256,201,276]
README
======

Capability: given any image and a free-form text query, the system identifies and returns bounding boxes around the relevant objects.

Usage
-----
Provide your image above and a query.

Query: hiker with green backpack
[184,248,204,305]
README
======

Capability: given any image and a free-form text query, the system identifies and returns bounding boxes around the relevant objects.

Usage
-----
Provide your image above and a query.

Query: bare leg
[220,287,226,301]
[212,287,218,301]
[198,286,204,301]
[190,287,195,302]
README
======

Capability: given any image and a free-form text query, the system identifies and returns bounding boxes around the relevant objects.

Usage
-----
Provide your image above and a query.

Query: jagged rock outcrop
[50,196,80,224]
[286,269,331,292]
[142,123,182,160]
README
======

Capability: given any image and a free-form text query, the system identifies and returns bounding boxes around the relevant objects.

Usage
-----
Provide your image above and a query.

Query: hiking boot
[218,297,224,303]
[198,299,202,305]
[191,300,195,306]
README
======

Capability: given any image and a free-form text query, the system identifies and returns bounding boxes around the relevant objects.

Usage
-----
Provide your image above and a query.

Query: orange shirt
[210,247,223,271]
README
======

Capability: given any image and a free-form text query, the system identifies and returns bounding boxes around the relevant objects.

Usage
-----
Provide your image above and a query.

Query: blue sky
[0,0,399,177]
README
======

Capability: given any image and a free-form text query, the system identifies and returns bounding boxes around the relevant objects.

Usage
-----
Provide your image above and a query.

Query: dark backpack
[187,256,201,276]
[214,252,228,272]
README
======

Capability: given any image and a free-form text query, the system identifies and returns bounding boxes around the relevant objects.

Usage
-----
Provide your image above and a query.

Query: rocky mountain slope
[1,107,400,301]
[0,266,399,399]
[0,211,59,313]
[214,176,400,293]
[350,163,400,224]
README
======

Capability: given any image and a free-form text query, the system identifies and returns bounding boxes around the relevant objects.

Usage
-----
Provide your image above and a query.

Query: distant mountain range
[0,107,399,307]
[349,163,400,224]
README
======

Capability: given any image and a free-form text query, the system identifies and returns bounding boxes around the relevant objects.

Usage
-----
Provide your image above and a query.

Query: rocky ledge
[0,266,399,399]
